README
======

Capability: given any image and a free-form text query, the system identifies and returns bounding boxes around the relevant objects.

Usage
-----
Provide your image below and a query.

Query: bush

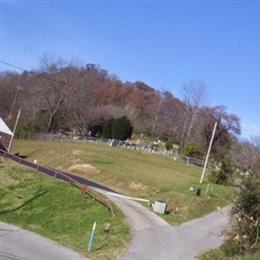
[222,172,260,256]
[165,139,173,150]
[102,116,133,140]
[16,124,34,139]
[112,116,133,140]
[181,142,204,158]
[16,120,42,139]
[207,170,220,184]
[88,124,103,137]
[16,109,51,138]
[207,156,234,185]
[102,119,114,139]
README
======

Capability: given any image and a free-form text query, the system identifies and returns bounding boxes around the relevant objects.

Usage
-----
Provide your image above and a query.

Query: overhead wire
[0,60,60,84]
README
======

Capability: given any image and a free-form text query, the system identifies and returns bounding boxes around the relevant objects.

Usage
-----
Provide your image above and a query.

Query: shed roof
[0,117,13,136]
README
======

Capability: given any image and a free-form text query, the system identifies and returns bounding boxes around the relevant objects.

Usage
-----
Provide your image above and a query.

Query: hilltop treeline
[0,60,256,164]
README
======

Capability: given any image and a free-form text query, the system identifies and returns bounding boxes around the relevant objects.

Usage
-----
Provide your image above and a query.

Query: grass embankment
[13,139,233,224]
[0,160,130,260]
[199,247,260,260]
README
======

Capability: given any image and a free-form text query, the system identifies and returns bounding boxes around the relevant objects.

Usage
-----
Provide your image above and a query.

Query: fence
[180,155,216,170]
[0,149,114,215]
[32,133,217,170]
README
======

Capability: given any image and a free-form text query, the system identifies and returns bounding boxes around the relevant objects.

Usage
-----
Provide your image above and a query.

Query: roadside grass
[199,247,260,260]
[0,159,130,260]
[12,139,234,224]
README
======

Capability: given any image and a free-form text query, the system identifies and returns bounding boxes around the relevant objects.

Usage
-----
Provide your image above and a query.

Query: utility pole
[200,121,218,184]
[8,108,21,152]
[7,86,22,121]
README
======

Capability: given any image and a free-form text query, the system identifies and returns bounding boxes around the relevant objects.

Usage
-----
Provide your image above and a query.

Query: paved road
[0,222,87,260]
[0,190,230,260]
[0,152,230,260]
[101,190,230,260]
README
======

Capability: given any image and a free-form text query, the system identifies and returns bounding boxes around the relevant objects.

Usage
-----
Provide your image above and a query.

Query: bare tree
[38,64,76,132]
[251,135,260,151]
[180,81,207,146]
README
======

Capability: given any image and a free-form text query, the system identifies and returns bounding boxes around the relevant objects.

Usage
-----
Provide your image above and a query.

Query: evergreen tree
[102,116,133,140]
[102,118,114,139]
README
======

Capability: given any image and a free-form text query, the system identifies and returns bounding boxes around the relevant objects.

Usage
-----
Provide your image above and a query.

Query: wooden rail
[0,149,114,216]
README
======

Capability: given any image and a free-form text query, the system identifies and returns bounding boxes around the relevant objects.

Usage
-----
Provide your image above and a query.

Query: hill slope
[0,159,130,260]
[13,139,233,224]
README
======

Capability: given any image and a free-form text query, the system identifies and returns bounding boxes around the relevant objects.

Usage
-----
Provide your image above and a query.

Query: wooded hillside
[0,59,246,161]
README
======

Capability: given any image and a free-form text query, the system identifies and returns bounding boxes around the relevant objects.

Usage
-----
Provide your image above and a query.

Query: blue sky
[0,1,259,138]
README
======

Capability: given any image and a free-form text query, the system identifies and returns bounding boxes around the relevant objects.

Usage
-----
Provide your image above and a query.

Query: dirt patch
[0,174,18,187]
[60,152,69,158]
[72,149,83,156]
[71,158,81,164]
[129,182,147,190]
[68,163,99,173]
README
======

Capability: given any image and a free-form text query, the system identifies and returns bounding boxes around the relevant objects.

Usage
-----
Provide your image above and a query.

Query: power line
[0,60,58,84]
[0,60,76,105]
[0,60,29,72]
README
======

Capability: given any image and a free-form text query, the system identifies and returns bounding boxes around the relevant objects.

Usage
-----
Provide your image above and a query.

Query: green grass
[199,247,260,260]
[0,159,130,260]
[12,139,234,224]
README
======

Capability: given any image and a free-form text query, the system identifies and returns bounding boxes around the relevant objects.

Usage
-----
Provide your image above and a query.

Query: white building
[0,117,13,151]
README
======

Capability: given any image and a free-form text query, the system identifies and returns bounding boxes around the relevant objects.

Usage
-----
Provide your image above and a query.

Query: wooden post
[8,108,21,152]
[200,122,217,184]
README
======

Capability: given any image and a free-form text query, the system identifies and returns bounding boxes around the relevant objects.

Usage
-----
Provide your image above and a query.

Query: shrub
[16,120,42,139]
[207,170,219,184]
[88,124,103,137]
[165,139,173,150]
[102,116,133,140]
[16,109,51,138]
[16,124,33,139]
[112,116,133,140]
[207,156,234,185]
[181,142,204,158]
[222,172,260,256]
[102,119,114,139]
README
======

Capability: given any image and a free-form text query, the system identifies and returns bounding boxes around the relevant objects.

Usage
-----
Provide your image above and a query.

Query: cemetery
[9,139,234,225]
[1,115,256,259]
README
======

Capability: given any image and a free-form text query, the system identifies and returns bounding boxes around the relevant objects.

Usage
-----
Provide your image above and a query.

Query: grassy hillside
[12,139,234,224]
[0,159,130,260]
